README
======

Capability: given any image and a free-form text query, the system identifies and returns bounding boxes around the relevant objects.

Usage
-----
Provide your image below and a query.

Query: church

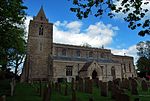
[21,7,137,82]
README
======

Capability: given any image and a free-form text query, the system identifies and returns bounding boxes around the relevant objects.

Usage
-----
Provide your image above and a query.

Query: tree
[136,57,150,77]
[82,43,92,47]
[69,0,150,36]
[136,41,150,77]
[136,41,150,59]
[7,41,26,78]
[0,0,27,72]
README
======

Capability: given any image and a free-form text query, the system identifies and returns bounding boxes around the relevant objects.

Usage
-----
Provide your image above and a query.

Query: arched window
[39,25,43,35]
[124,64,126,72]
[89,51,93,57]
[129,63,131,72]
[66,66,73,76]
[76,50,80,57]
[62,49,66,56]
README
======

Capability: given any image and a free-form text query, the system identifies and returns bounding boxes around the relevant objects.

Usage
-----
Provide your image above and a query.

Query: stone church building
[21,7,137,82]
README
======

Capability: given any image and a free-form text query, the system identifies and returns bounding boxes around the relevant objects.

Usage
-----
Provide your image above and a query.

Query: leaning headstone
[131,79,138,95]
[113,78,121,87]
[101,82,108,97]
[141,80,148,91]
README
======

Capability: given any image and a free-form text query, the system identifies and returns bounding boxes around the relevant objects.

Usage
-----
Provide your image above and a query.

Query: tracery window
[39,25,43,35]
[76,50,80,57]
[66,66,73,76]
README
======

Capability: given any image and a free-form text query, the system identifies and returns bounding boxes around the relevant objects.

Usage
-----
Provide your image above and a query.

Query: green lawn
[6,82,150,101]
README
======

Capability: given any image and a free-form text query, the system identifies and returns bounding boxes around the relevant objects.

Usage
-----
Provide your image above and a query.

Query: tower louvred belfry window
[39,25,43,35]
[40,16,43,20]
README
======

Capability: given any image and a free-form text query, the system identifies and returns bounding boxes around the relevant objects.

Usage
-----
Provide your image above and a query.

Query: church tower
[21,7,53,82]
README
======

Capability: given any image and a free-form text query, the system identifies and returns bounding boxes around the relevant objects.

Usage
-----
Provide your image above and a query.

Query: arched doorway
[92,70,97,79]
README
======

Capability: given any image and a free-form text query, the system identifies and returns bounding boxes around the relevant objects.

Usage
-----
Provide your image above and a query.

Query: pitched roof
[79,61,93,72]
[33,6,48,22]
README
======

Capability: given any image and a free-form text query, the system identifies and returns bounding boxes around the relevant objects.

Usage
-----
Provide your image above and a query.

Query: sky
[23,0,150,64]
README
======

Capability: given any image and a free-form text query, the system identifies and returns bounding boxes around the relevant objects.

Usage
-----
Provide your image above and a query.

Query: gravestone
[99,80,102,88]
[10,78,16,96]
[75,81,78,90]
[93,78,99,88]
[113,78,121,87]
[64,83,68,96]
[120,93,130,101]
[84,78,89,93]
[42,83,51,101]
[111,84,120,99]
[55,82,58,92]
[101,82,108,97]
[78,78,84,92]
[72,78,75,90]
[88,79,93,94]
[131,79,138,95]
[141,80,148,91]
[58,83,61,94]
[108,81,113,91]
[39,80,42,96]
[0,95,6,101]
[72,89,76,101]
[121,78,130,90]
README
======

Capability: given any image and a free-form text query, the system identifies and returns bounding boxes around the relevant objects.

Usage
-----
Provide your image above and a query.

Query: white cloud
[24,16,33,33]
[53,21,119,47]
[111,45,138,64]
[24,17,119,47]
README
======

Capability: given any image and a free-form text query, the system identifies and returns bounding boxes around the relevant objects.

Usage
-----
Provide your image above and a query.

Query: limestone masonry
[21,7,137,82]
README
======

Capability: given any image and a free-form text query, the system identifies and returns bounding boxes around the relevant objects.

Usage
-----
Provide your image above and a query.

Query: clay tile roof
[79,61,93,72]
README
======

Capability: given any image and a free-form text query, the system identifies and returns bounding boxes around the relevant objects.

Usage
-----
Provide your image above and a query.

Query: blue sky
[23,0,150,63]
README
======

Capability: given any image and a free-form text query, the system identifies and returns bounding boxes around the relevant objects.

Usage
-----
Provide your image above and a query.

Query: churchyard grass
[6,81,150,101]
